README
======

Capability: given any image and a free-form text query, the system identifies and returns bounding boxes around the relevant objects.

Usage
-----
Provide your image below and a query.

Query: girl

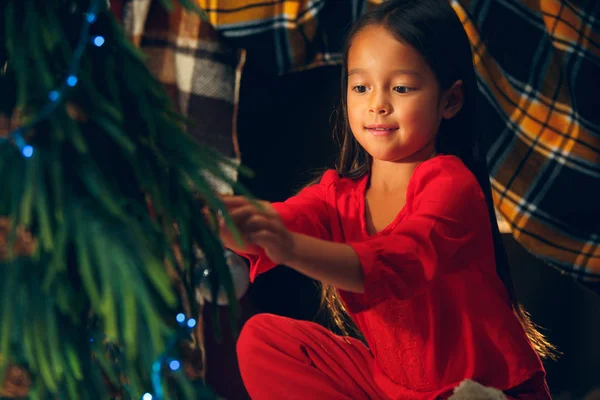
[219,0,555,398]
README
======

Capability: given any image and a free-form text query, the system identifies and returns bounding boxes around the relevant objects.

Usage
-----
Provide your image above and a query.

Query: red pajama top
[244,155,546,399]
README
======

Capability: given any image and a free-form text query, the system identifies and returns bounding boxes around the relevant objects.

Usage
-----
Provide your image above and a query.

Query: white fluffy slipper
[448,379,508,400]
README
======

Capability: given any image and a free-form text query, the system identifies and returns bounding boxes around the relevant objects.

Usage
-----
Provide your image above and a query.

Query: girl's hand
[203,204,258,255]
[220,196,295,265]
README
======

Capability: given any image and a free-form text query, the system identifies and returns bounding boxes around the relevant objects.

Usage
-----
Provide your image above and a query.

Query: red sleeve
[241,170,339,281]
[345,159,487,308]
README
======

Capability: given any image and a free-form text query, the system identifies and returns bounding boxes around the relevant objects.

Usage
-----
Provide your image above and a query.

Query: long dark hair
[321,0,557,359]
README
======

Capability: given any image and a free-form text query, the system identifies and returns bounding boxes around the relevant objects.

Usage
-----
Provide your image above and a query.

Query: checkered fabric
[114,0,599,287]
[197,0,383,75]
[452,0,600,284]
[112,0,245,195]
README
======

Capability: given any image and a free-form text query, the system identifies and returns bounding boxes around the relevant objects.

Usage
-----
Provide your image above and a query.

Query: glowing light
[93,36,105,47]
[66,75,78,87]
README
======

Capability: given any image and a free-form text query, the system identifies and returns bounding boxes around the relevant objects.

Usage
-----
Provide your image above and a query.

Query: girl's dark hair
[321,0,557,359]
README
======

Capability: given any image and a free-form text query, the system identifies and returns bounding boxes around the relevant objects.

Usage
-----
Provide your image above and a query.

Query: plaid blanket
[114,0,600,286]
[197,0,382,75]
[452,0,600,285]
[112,0,245,195]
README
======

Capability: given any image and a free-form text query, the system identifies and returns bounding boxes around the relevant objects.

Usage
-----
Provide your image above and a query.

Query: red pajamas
[237,156,551,400]
[237,315,549,400]
[237,314,388,400]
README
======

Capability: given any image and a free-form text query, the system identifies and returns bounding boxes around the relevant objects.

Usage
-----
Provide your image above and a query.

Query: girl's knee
[236,313,281,362]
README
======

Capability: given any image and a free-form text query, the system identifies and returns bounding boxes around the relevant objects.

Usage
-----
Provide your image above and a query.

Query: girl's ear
[441,80,464,119]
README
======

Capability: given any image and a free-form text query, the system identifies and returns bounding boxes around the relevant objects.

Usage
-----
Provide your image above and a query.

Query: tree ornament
[196,250,249,305]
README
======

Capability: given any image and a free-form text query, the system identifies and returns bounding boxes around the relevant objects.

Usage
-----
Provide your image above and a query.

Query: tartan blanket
[453,0,600,285]
[114,0,600,287]
[197,0,382,75]
[112,0,245,195]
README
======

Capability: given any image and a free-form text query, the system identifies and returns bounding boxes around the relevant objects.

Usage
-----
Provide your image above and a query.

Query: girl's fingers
[214,198,282,250]
[247,230,275,247]
[221,195,250,208]
[242,214,281,235]
[221,196,274,215]
[228,204,261,225]
[228,202,276,225]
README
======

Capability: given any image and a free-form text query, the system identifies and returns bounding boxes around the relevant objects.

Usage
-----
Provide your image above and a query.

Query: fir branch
[0,0,247,398]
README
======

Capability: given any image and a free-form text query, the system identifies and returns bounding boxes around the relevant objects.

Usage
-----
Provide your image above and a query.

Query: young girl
[219,0,555,398]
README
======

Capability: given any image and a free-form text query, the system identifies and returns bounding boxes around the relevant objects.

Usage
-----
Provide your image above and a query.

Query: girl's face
[346,24,460,164]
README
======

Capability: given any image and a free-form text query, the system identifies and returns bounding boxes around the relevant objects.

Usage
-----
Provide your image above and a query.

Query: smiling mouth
[366,126,398,136]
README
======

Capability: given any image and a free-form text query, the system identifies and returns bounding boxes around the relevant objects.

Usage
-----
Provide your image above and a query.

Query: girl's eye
[394,86,413,94]
[352,85,367,93]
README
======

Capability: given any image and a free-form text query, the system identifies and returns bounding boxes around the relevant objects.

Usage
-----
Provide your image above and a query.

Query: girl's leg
[236,313,388,400]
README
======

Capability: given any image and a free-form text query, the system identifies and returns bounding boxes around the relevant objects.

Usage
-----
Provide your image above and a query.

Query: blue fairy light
[66,75,78,87]
[12,129,33,158]
[48,90,60,102]
[142,393,153,400]
[93,36,105,47]
[169,360,181,371]
[4,0,102,156]
[150,313,199,397]
[22,145,34,158]
[86,13,97,23]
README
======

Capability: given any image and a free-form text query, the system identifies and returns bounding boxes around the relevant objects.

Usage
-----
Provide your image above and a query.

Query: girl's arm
[221,195,364,292]
[286,233,364,293]
[218,170,339,282]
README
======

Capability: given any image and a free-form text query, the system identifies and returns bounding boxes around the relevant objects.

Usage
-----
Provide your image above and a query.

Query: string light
[22,146,34,158]
[66,75,79,87]
[93,35,105,47]
[0,0,103,158]
[48,90,60,102]
[85,12,98,23]
[168,360,180,371]
[145,313,196,400]
[10,129,33,158]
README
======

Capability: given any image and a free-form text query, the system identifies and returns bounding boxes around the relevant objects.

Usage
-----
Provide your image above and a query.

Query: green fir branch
[0,0,246,398]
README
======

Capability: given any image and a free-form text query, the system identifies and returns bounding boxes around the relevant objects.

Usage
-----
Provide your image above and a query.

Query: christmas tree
[0,0,245,398]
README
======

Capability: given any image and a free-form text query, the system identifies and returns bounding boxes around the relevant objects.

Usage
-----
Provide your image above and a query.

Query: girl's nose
[373,106,390,115]
[369,95,392,115]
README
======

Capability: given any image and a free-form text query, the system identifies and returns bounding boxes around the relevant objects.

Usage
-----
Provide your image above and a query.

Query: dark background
[204,64,600,399]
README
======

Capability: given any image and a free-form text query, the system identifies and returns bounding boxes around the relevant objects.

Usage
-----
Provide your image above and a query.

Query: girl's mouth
[365,125,398,136]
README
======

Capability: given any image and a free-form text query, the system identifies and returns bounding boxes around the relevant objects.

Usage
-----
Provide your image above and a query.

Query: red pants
[236,314,549,400]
